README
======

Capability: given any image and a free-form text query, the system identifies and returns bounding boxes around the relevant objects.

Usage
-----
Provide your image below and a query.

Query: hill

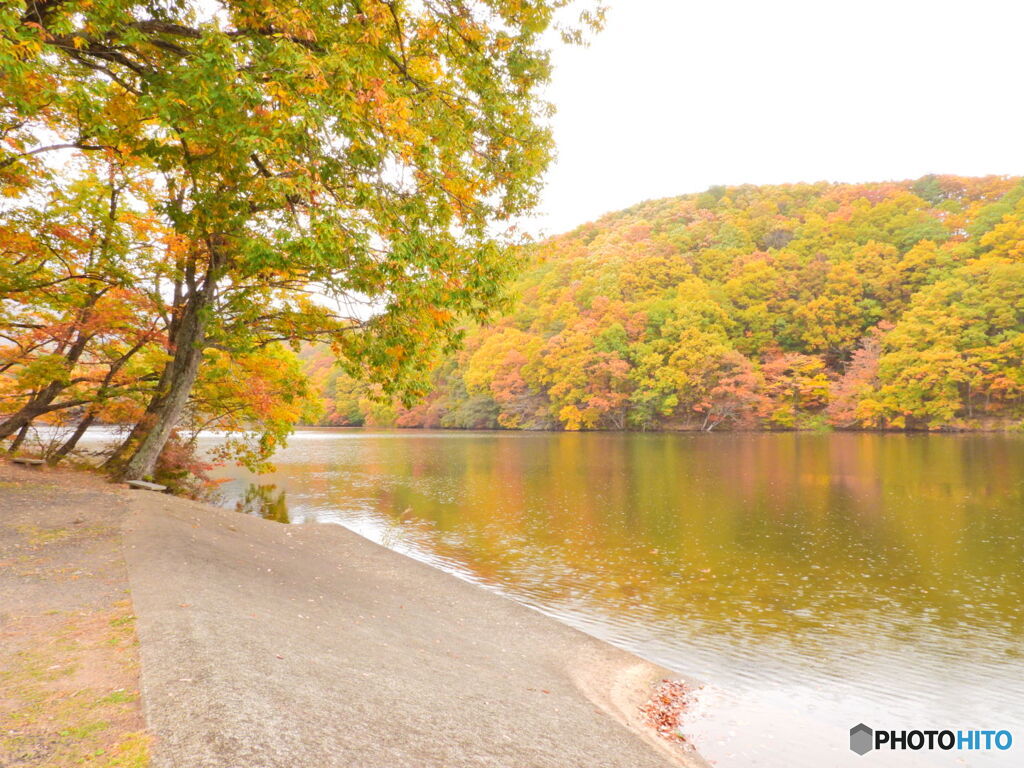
[307,175,1024,431]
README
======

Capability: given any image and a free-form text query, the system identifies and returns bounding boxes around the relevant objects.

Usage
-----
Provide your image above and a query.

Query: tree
[0,160,165,447]
[696,349,765,431]
[463,326,548,428]
[872,258,1024,428]
[533,311,632,430]
[3,0,600,477]
[759,353,831,429]
[827,327,886,428]
[629,279,732,427]
[187,345,317,472]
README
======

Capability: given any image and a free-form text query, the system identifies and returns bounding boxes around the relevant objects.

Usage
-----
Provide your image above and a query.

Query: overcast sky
[528,0,1024,235]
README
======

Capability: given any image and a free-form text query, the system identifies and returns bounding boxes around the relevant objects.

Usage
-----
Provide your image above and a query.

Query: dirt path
[0,462,149,767]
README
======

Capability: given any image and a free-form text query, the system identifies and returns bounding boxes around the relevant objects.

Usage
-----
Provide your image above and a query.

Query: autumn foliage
[309,176,1024,432]
[1,0,598,479]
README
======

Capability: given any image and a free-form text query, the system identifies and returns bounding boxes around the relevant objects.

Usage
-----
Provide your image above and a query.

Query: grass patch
[89,731,151,768]
[16,524,76,546]
[0,610,149,768]
[60,720,110,739]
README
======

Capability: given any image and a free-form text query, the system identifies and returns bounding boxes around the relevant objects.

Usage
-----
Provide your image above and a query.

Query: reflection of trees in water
[237,433,1024,654]
[236,483,290,524]
[311,433,1024,644]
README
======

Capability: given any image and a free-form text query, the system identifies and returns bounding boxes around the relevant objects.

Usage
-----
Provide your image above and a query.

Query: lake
[206,430,1024,767]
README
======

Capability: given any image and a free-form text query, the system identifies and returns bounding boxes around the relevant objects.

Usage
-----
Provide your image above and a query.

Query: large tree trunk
[102,404,158,469]
[104,261,194,470]
[102,335,182,469]
[120,267,216,481]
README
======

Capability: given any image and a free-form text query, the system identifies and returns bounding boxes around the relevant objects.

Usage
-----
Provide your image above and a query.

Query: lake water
[205,430,1024,767]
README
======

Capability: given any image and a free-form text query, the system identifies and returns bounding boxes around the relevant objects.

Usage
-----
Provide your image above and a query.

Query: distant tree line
[307,176,1024,432]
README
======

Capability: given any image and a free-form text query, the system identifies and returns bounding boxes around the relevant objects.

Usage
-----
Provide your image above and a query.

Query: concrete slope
[122,492,703,768]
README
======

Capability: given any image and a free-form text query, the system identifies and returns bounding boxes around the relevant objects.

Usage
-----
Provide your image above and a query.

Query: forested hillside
[308,176,1024,431]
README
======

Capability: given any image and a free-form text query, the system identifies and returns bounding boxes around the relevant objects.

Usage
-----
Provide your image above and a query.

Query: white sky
[529,0,1024,236]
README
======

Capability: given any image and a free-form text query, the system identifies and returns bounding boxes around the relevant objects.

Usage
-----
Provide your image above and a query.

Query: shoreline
[2,462,707,767]
[277,423,1024,435]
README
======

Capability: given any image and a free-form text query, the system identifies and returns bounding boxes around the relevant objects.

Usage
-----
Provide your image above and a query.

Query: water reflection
[209,431,1024,767]
[233,482,290,524]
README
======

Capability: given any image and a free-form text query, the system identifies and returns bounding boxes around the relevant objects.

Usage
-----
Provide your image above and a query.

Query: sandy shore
[2,462,706,767]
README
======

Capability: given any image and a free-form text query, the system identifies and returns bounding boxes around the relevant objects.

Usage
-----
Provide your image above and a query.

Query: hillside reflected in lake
[211,431,1024,767]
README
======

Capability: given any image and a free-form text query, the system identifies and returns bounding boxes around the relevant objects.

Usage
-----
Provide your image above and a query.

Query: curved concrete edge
[119,490,709,768]
[569,645,707,768]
